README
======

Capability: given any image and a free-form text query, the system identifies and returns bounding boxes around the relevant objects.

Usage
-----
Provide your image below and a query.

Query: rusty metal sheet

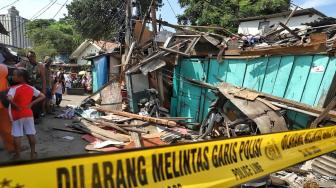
[218,83,288,133]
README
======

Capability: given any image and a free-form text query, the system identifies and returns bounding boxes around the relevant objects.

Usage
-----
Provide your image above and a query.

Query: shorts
[46,87,52,99]
[11,117,36,137]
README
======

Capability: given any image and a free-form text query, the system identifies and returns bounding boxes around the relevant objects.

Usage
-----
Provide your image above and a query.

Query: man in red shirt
[7,68,45,159]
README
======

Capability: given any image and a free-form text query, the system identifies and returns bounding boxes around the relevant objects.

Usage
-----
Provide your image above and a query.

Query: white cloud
[301,0,336,8]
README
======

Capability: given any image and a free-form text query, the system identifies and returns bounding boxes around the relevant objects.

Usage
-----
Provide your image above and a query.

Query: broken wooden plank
[138,0,155,43]
[124,127,149,134]
[283,6,298,26]
[232,89,260,101]
[256,98,281,111]
[218,82,336,119]
[240,43,327,56]
[124,42,136,65]
[310,96,336,128]
[130,132,144,148]
[73,124,112,141]
[278,22,301,40]
[93,119,130,135]
[310,33,328,44]
[79,120,130,142]
[159,47,191,57]
[94,107,179,127]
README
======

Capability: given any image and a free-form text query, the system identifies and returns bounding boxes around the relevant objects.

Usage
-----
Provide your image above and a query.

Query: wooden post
[310,96,336,128]
[151,0,157,35]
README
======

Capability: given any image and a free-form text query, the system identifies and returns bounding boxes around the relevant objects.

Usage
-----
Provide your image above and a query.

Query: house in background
[70,40,119,65]
[238,8,327,35]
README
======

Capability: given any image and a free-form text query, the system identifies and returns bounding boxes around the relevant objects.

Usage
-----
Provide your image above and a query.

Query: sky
[0,0,335,24]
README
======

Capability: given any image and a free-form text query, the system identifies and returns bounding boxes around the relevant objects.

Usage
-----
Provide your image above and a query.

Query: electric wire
[0,0,20,11]
[165,0,177,17]
[30,0,56,20]
[31,0,58,20]
[52,0,69,19]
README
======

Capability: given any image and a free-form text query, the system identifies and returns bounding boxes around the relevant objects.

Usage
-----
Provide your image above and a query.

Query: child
[52,77,63,107]
[7,68,45,159]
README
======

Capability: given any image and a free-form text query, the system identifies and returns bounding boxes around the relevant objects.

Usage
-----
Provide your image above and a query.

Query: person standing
[16,51,46,122]
[7,68,45,159]
[0,64,14,153]
[52,77,63,107]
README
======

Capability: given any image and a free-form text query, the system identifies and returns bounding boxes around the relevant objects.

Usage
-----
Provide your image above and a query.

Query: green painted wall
[171,55,336,129]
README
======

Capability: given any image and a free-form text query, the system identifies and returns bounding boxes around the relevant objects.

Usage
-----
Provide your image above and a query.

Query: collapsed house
[56,7,336,187]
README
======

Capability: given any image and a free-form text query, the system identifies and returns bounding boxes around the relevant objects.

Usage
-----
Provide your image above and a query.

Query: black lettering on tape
[79,165,85,188]
[71,166,78,188]
[190,148,197,173]
[57,167,70,188]
[172,151,181,178]
[182,150,192,175]
[116,160,127,188]
[126,158,137,187]
[152,154,165,182]
[196,148,204,172]
[203,146,210,170]
[92,163,102,188]
[165,152,173,180]
[102,162,114,188]
[138,156,148,186]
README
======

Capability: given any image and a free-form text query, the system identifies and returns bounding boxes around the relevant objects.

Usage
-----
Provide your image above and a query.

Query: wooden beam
[95,107,179,127]
[138,0,155,43]
[159,47,190,57]
[217,82,336,119]
[79,119,130,142]
[279,22,301,40]
[310,96,336,128]
[240,43,327,56]
[283,6,298,26]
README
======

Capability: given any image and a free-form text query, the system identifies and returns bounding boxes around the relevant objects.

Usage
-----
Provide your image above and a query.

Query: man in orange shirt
[0,63,14,152]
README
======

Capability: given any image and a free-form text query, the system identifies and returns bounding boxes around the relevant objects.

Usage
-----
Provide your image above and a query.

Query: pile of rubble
[54,105,196,153]
[271,152,336,187]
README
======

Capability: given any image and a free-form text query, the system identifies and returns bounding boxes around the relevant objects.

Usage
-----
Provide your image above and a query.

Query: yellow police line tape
[0,126,336,188]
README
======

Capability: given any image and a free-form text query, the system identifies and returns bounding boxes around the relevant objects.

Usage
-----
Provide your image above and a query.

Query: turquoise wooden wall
[171,55,336,129]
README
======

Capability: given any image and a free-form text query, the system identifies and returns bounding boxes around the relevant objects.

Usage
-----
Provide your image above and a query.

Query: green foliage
[177,0,291,33]
[67,0,162,40]
[26,18,82,61]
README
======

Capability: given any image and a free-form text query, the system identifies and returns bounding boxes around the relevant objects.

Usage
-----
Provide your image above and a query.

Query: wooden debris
[95,107,179,127]
[278,22,301,40]
[130,132,144,148]
[240,42,327,56]
[78,119,130,142]
[310,96,336,128]
[256,98,281,111]
[123,127,149,134]
[159,47,191,57]
[92,119,130,135]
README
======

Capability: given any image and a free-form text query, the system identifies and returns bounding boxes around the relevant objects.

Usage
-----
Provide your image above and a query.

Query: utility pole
[151,0,157,36]
[124,0,132,64]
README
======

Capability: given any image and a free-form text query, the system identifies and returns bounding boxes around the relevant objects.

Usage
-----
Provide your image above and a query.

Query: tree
[67,0,162,40]
[26,18,82,61]
[177,0,291,33]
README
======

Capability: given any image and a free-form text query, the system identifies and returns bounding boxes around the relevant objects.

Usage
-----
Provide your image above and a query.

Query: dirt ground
[0,94,89,163]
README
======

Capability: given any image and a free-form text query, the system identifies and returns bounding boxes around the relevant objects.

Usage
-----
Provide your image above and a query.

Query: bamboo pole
[95,107,178,127]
